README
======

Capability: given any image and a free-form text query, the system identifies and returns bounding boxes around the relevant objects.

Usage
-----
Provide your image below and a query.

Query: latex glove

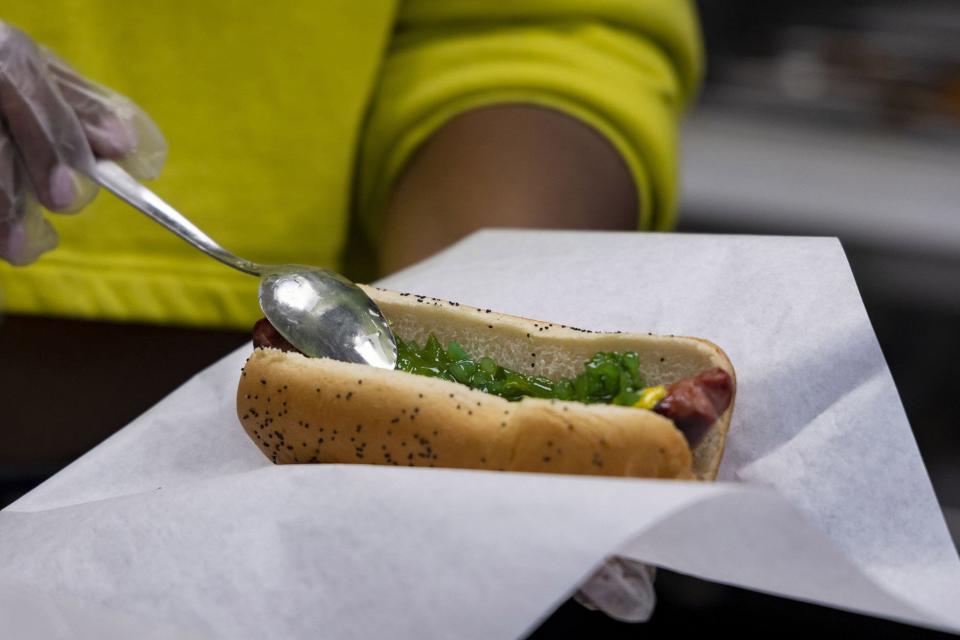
[575,557,658,622]
[0,22,166,265]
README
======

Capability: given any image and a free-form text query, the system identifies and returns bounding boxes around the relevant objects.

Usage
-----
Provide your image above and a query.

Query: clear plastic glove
[575,558,658,622]
[0,22,166,265]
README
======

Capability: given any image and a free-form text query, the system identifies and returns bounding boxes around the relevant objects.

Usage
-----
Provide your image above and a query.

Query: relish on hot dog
[238,287,736,480]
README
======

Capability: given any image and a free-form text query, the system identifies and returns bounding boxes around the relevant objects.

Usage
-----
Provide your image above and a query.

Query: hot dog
[237,287,735,480]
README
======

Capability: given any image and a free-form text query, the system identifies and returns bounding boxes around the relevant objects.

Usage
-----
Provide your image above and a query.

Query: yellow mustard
[633,385,668,410]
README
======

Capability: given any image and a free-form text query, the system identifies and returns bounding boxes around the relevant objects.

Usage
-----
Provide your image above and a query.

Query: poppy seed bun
[236,287,736,480]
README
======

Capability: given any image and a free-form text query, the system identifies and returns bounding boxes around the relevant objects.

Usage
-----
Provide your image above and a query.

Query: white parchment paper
[2,231,958,638]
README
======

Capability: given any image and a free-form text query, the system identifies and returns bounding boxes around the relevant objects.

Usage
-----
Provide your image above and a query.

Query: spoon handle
[92,160,263,277]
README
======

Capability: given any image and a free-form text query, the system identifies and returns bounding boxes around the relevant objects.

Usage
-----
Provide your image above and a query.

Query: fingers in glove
[0,130,57,264]
[0,128,19,222]
[574,558,657,623]
[0,191,58,265]
[0,25,95,211]
[45,49,167,180]
[45,57,137,159]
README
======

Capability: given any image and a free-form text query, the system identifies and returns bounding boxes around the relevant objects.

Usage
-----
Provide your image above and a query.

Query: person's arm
[354,0,703,276]
[379,104,637,273]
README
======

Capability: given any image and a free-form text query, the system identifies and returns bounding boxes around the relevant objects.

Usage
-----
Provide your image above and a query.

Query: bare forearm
[378,104,637,274]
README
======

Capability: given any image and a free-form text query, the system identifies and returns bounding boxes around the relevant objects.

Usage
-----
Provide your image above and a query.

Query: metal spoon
[91,159,397,369]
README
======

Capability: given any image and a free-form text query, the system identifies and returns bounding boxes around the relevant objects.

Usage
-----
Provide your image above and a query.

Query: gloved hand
[0,22,166,265]
[575,557,658,622]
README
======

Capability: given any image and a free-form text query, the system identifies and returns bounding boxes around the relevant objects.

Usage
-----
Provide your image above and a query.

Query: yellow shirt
[0,1,702,329]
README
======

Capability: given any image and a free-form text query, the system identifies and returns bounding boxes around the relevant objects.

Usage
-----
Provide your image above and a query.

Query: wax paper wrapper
[2,231,958,639]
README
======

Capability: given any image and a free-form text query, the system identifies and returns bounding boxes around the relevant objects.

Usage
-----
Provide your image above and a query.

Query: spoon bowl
[259,267,396,368]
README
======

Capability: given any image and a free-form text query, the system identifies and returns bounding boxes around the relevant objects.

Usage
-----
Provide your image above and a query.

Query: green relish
[395,334,645,406]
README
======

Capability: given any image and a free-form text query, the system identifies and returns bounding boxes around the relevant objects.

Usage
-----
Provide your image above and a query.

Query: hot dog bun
[237,287,736,480]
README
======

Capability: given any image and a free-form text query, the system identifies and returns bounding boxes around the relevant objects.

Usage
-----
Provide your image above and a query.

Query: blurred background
[1,1,957,638]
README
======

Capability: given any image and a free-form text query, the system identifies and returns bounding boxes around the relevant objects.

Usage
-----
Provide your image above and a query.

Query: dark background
[2,0,958,637]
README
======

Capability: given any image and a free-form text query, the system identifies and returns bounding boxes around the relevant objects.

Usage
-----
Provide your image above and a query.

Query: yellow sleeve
[355,0,703,245]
